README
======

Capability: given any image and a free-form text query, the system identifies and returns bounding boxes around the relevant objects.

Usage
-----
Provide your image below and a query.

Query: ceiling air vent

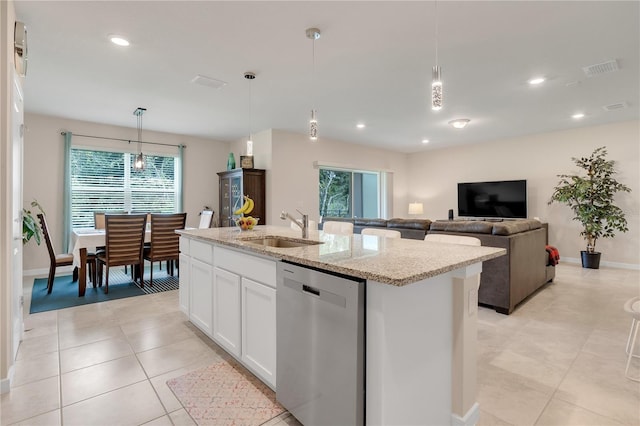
[602,101,628,112]
[582,59,619,77]
[191,75,227,89]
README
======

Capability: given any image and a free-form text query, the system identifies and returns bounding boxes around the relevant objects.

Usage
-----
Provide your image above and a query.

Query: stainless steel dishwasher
[276,261,365,426]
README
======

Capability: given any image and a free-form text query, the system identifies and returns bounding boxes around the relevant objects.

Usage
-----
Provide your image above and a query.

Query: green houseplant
[23,199,45,245]
[549,146,631,269]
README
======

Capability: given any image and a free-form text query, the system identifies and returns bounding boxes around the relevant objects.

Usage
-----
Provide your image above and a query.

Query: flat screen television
[457,180,527,219]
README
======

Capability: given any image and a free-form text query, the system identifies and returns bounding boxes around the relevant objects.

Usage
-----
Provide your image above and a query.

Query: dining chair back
[94,212,106,229]
[322,221,354,235]
[424,234,482,289]
[96,214,147,293]
[199,210,214,228]
[144,213,187,285]
[39,213,96,293]
[361,228,401,238]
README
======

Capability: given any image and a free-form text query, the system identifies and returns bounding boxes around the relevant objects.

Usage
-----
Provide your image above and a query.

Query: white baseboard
[1,365,15,394]
[452,402,480,426]
[562,257,640,270]
[23,266,75,277]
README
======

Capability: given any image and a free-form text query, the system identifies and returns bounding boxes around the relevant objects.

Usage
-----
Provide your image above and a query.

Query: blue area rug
[29,265,179,314]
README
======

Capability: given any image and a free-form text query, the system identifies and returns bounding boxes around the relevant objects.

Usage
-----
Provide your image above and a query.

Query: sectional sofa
[320,217,553,314]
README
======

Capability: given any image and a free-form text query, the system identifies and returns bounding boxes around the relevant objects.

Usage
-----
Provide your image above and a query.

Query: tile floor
[1,263,639,425]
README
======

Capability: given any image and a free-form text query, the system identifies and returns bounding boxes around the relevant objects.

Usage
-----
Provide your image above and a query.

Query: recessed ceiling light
[422,139,430,144]
[109,35,130,46]
[572,113,585,119]
[528,77,545,85]
[356,123,365,129]
[448,119,470,129]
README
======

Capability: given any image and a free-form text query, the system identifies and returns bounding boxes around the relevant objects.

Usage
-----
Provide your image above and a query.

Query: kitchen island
[177,225,505,426]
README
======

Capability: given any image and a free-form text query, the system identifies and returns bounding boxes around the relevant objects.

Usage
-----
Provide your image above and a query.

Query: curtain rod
[60,131,186,148]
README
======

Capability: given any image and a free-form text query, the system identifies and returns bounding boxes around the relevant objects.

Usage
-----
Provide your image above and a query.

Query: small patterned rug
[167,360,285,426]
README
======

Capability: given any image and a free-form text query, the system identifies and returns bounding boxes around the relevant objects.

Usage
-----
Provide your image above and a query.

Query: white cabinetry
[188,239,214,336]
[242,277,276,386]
[213,267,242,357]
[178,253,190,314]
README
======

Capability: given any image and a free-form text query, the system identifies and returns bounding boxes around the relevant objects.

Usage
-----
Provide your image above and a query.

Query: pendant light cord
[312,36,316,109]
[435,0,439,67]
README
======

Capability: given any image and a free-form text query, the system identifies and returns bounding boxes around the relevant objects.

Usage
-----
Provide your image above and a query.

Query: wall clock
[14,21,27,77]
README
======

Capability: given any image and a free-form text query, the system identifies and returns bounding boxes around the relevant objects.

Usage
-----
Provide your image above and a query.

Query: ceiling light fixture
[572,113,585,119]
[422,139,430,144]
[528,77,545,85]
[306,27,321,141]
[244,71,256,156]
[431,1,442,111]
[449,118,470,129]
[109,35,129,46]
[133,107,146,170]
[357,123,365,129]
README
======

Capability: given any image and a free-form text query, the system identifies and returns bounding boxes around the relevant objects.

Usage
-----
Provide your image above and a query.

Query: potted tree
[549,146,631,269]
[23,199,45,245]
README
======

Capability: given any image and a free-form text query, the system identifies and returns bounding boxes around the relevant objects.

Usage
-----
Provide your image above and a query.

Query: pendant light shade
[432,66,442,111]
[133,107,146,170]
[244,71,256,155]
[306,27,321,141]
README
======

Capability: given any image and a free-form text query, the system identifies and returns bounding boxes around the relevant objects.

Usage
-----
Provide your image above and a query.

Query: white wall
[22,113,229,271]
[407,120,640,267]
[269,129,410,226]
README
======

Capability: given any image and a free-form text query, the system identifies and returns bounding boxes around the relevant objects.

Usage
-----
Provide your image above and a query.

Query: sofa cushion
[430,220,494,234]
[492,219,542,235]
[386,218,431,230]
[354,218,388,227]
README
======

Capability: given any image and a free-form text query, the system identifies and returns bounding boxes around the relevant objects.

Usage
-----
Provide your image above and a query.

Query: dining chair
[96,214,147,293]
[93,211,106,229]
[38,213,96,294]
[143,213,187,285]
[424,233,482,289]
[199,210,214,228]
[322,221,354,235]
[361,228,401,238]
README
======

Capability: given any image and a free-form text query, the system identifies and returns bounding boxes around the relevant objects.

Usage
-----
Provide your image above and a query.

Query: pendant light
[133,107,146,170]
[431,1,443,111]
[244,72,255,156]
[306,27,321,141]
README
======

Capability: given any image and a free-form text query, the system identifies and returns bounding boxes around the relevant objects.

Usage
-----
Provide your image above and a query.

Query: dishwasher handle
[283,278,346,308]
[302,284,320,296]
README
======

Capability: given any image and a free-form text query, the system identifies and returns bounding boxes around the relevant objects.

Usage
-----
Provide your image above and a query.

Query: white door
[11,71,24,359]
[213,267,241,357]
[189,258,213,336]
[241,277,276,388]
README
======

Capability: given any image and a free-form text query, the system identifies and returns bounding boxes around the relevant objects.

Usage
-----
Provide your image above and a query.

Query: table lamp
[408,202,424,215]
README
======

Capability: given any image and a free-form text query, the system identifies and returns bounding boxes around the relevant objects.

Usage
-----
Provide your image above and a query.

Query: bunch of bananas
[234,195,258,230]
[234,195,254,215]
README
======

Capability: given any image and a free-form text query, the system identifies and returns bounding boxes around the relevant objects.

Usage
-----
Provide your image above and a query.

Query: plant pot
[581,251,601,269]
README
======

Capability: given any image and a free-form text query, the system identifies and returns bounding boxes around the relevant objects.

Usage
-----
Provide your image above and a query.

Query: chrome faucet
[280,209,309,239]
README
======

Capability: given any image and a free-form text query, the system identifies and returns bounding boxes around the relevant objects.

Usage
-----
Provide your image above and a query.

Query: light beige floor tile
[136,336,215,377]
[0,376,60,425]
[58,324,125,350]
[15,333,58,361]
[141,415,174,426]
[488,349,567,391]
[477,409,514,426]
[119,310,187,336]
[61,354,147,406]
[11,351,59,387]
[62,381,165,426]
[8,409,61,426]
[22,311,58,340]
[535,398,625,425]
[59,336,133,373]
[125,321,197,353]
[168,408,197,426]
[555,351,640,425]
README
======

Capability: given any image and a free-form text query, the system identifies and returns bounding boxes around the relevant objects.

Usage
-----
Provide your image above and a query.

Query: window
[319,167,380,218]
[70,148,179,228]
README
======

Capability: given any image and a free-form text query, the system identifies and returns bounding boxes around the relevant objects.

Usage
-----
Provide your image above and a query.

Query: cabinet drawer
[191,239,213,264]
[214,246,276,288]
[179,237,190,255]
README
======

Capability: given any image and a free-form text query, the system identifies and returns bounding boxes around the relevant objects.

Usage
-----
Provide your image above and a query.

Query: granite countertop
[177,225,506,286]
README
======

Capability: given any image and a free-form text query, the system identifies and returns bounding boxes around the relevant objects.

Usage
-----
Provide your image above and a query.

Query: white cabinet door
[213,267,242,357]
[179,253,190,315]
[242,277,277,388]
[189,258,213,336]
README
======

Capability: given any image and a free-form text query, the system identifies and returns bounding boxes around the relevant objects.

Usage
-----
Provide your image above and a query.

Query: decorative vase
[581,251,601,269]
[227,153,236,170]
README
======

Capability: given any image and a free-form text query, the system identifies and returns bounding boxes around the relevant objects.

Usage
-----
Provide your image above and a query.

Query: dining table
[71,228,151,296]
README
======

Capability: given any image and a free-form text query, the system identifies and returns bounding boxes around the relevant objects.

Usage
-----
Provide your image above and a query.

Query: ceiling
[14,1,640,153]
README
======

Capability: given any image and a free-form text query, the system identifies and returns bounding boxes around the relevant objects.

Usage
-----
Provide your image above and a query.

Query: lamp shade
[408,202,424,215]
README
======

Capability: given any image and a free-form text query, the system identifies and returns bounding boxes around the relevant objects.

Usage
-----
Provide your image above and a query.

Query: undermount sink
[243,236,323,248]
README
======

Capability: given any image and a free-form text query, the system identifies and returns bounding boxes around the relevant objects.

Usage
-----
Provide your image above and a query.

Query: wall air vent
[191,75,227,89]
[602,101,628,112]
[582,59,619,77]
